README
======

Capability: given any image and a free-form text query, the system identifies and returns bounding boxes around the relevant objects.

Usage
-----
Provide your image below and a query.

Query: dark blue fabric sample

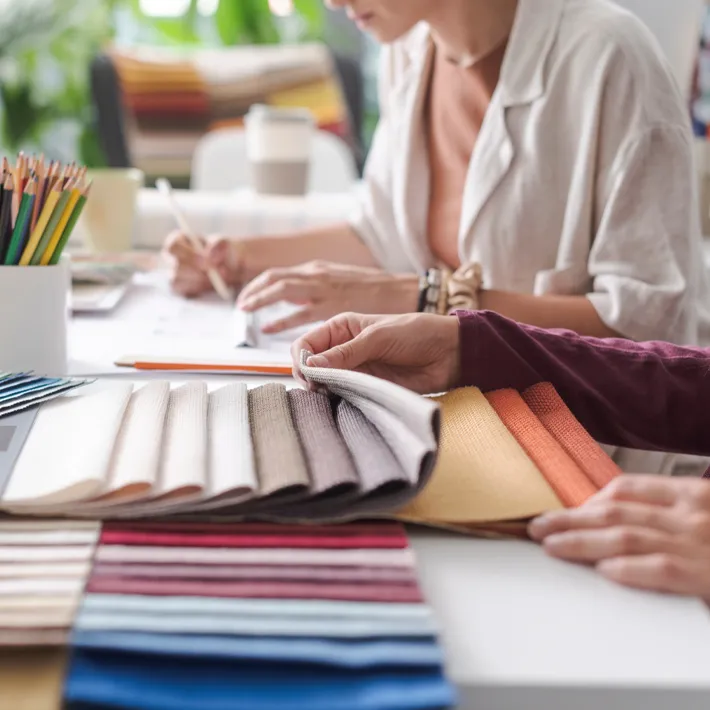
[64,648,456,710]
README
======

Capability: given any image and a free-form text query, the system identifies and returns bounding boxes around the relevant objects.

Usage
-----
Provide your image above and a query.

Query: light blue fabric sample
[71,631,445,669]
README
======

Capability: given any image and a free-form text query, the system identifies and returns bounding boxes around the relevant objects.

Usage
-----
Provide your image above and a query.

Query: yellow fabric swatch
[0,646,67,710]
[397,387,562,525]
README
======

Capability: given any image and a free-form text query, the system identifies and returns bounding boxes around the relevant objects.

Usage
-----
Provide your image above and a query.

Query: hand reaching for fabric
[291,312,461,395]
[237,261,419,335]
[163,231,244,297]
[529,475,710,602]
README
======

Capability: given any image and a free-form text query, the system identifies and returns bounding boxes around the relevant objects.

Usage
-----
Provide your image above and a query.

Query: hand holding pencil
[156,178,234,302]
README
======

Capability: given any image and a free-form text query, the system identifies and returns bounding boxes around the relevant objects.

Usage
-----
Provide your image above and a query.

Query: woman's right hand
[291,312,461,395]
[163,231,244,297]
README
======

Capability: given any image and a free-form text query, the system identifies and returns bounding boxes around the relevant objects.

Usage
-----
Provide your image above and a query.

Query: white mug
[0,259,70,376]
[75,168,145,253]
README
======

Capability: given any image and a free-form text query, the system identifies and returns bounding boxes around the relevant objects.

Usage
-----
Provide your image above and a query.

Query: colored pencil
[11,153,25,225]
[48,181,91,265]
[39,180,82,265]
[0,173,10,262]
[4,177,36,265]
[29,156,46,233]
[29,184,72,266]
[19,180,62,266]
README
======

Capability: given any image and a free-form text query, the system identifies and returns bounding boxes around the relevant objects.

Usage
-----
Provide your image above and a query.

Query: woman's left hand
[236,261,419,335]
[529,475,710,601]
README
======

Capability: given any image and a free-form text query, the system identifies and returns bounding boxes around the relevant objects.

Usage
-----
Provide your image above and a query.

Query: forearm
[240,223,379,278]
[457,310,710,456]
[479,291,620,338]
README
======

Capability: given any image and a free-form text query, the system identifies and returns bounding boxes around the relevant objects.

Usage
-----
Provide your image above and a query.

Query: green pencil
[4,178,36,265]
[49,190,88,265]
[29,186,71,266]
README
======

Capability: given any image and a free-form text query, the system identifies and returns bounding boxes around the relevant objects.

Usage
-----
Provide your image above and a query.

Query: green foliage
[0,0,327,166]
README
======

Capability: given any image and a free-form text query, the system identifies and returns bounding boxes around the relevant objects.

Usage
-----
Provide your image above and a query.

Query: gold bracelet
[446,262,483,314]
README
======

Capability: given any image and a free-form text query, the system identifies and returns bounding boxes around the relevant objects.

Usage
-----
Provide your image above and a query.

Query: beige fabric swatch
[0,646,67,709]
[248,384,309,496]
[288,390,359,494]
[398,387,562,525]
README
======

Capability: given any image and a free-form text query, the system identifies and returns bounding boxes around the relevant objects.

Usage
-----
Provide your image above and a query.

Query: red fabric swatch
[98,530,408,550]
[86,576,423,603]
[101,522,405,538]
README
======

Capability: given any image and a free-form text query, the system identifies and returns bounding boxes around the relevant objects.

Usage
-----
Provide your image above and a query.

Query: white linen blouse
[349,0,710,474]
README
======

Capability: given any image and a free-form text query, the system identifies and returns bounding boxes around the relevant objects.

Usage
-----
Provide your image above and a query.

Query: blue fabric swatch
[65,648,457,710]
[71,631,445,669]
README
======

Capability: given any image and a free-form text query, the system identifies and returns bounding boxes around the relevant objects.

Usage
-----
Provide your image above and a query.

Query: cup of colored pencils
[0,153,91,267]
[0,153,88,375]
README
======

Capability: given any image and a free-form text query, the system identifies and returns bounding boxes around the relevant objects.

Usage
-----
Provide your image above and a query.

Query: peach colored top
[426,43,507,269]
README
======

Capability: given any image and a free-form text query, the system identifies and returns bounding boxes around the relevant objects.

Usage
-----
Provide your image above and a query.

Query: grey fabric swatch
[248,384,310,496]
[287,390,359,495]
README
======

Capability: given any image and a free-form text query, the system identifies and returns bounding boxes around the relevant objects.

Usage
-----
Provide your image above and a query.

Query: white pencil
[156,178,233,302]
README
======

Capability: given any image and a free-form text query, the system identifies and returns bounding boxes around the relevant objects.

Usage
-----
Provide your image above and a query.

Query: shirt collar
[405,0,566,107]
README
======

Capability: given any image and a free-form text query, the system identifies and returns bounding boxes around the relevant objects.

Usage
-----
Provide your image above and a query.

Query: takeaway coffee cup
[244,105,314,196]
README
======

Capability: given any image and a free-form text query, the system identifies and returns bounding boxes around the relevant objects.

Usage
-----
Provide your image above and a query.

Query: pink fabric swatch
[86,577,423,603]
[92,563,418,585]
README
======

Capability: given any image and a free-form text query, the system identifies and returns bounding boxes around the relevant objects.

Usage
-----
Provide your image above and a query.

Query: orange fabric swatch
[485,389,597,507]
[523,383,622,489]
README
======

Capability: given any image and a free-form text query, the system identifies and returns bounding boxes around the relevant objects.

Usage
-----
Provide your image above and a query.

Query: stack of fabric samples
[0,519,100,648]
[108,43,351,182]
[0,520,454,710]
[0,360,622,534]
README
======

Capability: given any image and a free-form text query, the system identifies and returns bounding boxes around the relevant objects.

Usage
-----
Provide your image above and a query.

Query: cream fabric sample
[155,382,208,496]
[206,383,257,498]
[91,381,170,503]
[2,384,133,506]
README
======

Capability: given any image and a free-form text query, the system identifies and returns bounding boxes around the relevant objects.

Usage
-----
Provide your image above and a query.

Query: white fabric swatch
[90,381,170,503]
[1,385,133,506]
[206,384,257,499]
[96,545,416,567]
[155,382,208,497]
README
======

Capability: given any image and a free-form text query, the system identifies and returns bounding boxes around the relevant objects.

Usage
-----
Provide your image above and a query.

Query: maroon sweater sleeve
[456,310,710,458]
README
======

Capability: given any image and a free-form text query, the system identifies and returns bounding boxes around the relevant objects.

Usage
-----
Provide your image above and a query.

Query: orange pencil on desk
[115,355,292,376]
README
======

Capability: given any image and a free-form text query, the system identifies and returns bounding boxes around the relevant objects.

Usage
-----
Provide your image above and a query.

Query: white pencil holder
[0,258,70,376]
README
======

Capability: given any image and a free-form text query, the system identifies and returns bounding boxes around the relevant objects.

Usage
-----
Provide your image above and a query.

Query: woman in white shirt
[165,0,710,472]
